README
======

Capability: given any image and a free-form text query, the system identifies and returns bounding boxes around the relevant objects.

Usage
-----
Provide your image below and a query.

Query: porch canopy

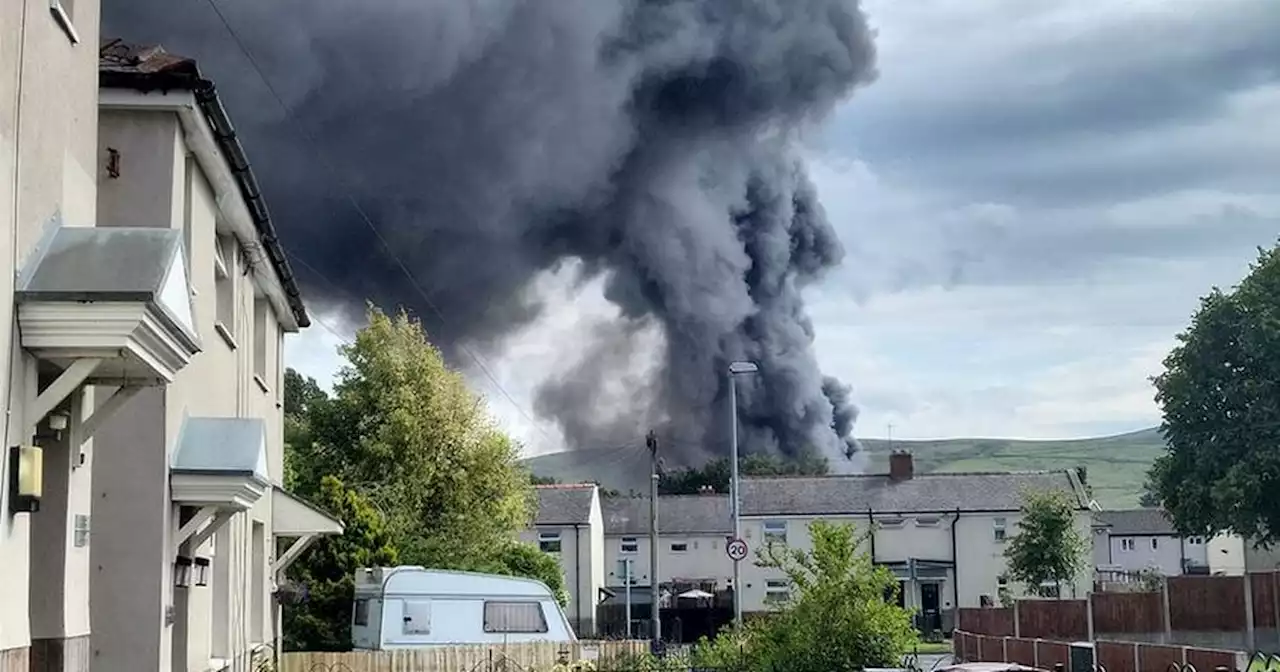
[170,417,271,552]
[16,225,201,437]
[271,486,344,575]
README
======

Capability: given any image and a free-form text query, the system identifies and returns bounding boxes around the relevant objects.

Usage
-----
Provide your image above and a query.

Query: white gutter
[98,88,302,332]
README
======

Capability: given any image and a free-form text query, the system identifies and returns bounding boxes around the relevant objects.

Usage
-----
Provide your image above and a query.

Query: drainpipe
[868,507,876,561]
[574,523,583,633]
[952,508,960,618]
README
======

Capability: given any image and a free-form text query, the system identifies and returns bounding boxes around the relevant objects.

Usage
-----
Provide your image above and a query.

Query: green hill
[522,427,1166,508]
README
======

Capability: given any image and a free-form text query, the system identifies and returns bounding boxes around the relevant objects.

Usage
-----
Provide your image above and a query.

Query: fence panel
[1019,600,1089,640]
[1185,646,1236,672]
[1136,643,1183,672]
[280,641,649,672]
[1168,576,1246,632]
[1096,641,1137,672]
[958,608,1015,636]
[1093,592,1164,635]
[1035,640,1070,669]
[1254,572,1280,629]
[1005,638,1036,667]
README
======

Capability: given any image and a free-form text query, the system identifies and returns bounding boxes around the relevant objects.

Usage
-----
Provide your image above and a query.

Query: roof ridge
[533,483,596,490]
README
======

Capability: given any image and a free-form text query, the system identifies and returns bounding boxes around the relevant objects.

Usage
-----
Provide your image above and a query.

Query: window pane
[483,601,548,633]
[353,599,370,626]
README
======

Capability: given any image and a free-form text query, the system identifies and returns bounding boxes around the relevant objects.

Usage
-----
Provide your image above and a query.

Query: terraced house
[0,11,340,670]
[738,452,1094,633]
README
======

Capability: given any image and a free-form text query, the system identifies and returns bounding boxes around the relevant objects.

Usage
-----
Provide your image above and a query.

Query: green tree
[1150,244,1280,543]
[659,452,829,495]
[324,306,532,566]
[279,306,557,650]
[1003,489,1088,597]
[478,541,570,606]
[1138,479,1161,508]
[747,521,918,672]
[282,475,399,651]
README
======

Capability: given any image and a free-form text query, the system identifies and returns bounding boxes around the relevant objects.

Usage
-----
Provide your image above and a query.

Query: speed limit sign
[726,537,749,561]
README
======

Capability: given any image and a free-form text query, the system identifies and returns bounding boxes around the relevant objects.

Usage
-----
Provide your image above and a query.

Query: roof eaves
[98,40,310,329]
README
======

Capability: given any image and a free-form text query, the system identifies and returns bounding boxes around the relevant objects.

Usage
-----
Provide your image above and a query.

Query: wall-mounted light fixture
[8,445,43,514]
[194,557,210,587]
[174,556,193,589]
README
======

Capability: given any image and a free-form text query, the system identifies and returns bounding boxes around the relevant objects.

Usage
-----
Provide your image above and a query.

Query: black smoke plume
[104,0,878,470]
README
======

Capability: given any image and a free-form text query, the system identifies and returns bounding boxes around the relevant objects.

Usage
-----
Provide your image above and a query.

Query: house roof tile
[742,470,1089,516]
[1095,508,1178,536]
[533,484,596,525]
[602,495,731,536]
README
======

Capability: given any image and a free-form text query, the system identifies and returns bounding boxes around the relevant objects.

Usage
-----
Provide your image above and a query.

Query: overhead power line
[198,0,555,449]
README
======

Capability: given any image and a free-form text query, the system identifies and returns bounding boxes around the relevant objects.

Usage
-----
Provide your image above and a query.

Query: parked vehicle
[352,566,578,648]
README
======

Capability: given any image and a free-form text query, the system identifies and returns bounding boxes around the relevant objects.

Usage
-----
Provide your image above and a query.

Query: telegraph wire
[198,0,556,450]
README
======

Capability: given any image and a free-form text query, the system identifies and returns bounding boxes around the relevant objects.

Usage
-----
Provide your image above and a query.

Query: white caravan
[352,566,578,648]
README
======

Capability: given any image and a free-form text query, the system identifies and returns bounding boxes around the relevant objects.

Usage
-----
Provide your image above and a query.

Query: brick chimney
[889,451,914,482]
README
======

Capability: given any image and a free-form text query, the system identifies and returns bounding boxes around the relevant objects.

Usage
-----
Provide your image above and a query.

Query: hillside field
[522,427,1167,508]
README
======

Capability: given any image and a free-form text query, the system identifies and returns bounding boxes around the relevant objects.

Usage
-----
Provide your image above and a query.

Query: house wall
[738,510,1093,613]
[1103,534,1201,575]
[586,493,604,637]
[92,98,289,672]
[603,533,732,589]
[0,0,101,668]
[522,524,591,633]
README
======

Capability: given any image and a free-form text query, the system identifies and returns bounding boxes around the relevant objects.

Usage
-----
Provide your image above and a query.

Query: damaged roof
[98,39,310,329]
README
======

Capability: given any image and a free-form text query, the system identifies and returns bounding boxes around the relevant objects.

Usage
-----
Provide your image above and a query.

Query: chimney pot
[889,450,914,482]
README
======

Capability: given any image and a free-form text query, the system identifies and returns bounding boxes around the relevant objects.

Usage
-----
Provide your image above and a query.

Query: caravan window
[403,599,431,634]
[353,599,370,626]
[483,601,548,633]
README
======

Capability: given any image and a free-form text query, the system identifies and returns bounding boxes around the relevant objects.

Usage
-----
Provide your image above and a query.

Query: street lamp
[727,360,758,626]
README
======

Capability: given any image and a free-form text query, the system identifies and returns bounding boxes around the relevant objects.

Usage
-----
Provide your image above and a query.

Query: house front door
[919,581,941,634]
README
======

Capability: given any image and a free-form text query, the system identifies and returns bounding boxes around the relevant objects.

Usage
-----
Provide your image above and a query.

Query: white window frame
[879,517,906,529]
[483,601,548,634]
[670,541,688,553]
[1121,538,1135,551]
[253,296,270,391]
[214,234,238,348]
[915,516,941,527]
[764,579,790,604]
[993,517,1007,542]
[763,520,787,545]
[50,0,80,44]
[538,531,561,554]
[620,537,638,554]
[1151,537,1159,550]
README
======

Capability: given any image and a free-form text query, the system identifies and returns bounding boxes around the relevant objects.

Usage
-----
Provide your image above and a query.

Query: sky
[287,0,1280,452]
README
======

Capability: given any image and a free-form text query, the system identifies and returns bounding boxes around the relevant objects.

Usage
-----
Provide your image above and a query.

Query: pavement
[913,653,956,671]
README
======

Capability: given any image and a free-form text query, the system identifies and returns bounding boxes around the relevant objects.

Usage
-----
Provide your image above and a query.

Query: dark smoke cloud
[104,0,877,469]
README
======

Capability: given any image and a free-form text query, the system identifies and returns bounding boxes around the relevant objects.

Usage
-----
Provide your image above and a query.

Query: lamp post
[727,360,758,626]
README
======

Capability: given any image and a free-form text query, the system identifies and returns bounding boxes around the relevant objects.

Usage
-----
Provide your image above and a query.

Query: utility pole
[624,558,633,638]
[647,430,662,644]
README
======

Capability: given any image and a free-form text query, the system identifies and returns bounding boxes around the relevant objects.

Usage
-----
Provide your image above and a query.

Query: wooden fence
[280,640,649,672]
[953,631,1244,672]
[959,571,1279,641]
